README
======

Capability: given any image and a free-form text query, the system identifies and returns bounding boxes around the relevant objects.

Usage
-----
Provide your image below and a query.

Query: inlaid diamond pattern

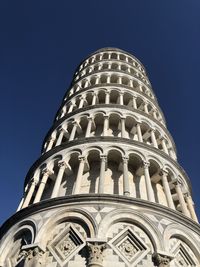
[47,224,85,266]
[108,226,150,267]
[170,238,199,267]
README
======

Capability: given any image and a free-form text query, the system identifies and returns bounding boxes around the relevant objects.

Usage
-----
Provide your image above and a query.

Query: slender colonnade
[1,48,200,267]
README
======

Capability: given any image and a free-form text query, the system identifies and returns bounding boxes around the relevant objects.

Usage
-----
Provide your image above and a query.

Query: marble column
[122,157,130,196]
[92,93,97,105]
[105,92,110,104]
[17,197,24,211]
[151,129,158,148]
[129,79,133,87]
[68,103,74,113]
[160,170,175,209]
[73,156,85,194]
[136,123,143,142]
[132,95,137,109]
[22,180,37,208]
[118,76,122,84]
[161,137,169,154]
[95,76,100,85]
[143,161,155,202]
[85,117,93,137]
[119,92,124,105]
[153,109,157,119]
[174,179,190,216]
[98,155,107,193]
[185,193,199,222]
[51,161,66,198]
[33,169,52,203]
[78,97,85,108]
[103,116,109,136]
[107,75,111,84]
[144,102,149,114]
[69,122,78,141]
[46,137,55,152]
[121,117,126,138]
[56,129,64,146]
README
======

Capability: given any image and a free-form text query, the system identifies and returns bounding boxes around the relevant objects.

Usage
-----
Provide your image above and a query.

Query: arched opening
[92,113,104,137]
[6,229,33,267]
[98,90,106,104]
[149,159,162,204]
[108,114,121,137]
[128,153,143,198]
[85,92,93,106]
[81,150,100,194]
[106,150,123,194]
[110,90,119,104]
[66,152,80,195]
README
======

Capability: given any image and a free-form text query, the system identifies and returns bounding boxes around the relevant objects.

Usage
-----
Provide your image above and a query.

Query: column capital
[58,160,67,168]
[78,156,86,162]
[142,160,150,169]
[86,240,107,267]
[160,136,166,141]
[152,252,173,267]
[136,121,142,125]
[88,116,94,121]
[18,244,45,263]
[159,169,168,176]
[42,168,53,176]
[72,120,78,126]
[100,154,107,162]
[173,177,183,186]
[122,156,129,164]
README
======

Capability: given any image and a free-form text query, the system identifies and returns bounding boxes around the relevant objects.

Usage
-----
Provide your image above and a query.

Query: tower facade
[1,48,200,267]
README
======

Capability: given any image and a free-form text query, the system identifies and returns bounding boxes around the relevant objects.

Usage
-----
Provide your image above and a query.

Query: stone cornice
[1,194,199,240]
[29,138,187,189]
[44,104,173,152]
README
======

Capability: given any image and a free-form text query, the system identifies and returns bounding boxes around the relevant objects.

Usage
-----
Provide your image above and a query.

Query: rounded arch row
[44,110,176,160]
[57,87,164,124]
[19,144,196,223]
[65,72,154,100]
[77,50,146,77]
[73,60,150,87]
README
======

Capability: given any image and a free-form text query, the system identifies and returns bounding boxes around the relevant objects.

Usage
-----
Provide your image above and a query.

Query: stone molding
[1,194,200,239]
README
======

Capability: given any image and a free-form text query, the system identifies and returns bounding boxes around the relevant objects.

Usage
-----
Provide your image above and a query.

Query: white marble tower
[0,48,200,267]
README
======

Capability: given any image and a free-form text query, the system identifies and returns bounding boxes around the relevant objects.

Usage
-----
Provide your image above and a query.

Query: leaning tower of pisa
[1,48,200,267]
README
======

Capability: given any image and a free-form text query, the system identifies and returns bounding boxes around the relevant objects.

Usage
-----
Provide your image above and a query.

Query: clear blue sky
[0,1,200,225]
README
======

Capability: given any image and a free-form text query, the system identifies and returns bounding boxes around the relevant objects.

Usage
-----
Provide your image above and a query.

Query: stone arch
[163,223,200,261]
[35,208,97,248]
[98,209,163,251]
[0,221,36,266]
